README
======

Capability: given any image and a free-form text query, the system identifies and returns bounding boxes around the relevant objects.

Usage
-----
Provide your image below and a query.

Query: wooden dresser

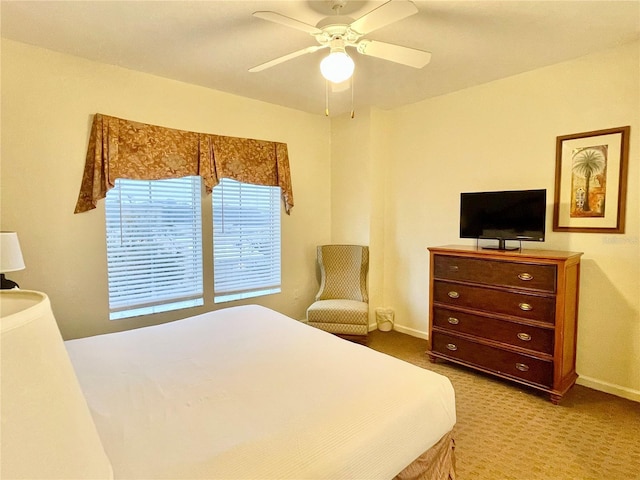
[427,245,582,404]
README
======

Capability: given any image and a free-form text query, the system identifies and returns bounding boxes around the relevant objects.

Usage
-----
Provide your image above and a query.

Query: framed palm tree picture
[553,126,630,233]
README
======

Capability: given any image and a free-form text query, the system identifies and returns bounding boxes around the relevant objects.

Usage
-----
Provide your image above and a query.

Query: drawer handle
[518,272,533,281]
[515,363,529,372]
[517,332,532,341]
[519,302,533,311]
[447,317,460,325]
[448,265,459,271]
[446,343,458,351]
[448,291,460,299]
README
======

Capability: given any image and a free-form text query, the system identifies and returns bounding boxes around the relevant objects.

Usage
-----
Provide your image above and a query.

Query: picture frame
[553,126,630,233]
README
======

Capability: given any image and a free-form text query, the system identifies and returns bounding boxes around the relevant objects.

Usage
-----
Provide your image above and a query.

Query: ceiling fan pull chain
[325,79,330,117]
[350,74,355,119]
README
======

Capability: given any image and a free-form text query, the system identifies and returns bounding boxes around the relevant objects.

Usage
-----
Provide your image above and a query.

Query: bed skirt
[394,431,456,480]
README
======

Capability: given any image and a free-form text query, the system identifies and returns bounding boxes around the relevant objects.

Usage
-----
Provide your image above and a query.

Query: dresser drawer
[433,255,556,292]
[431,332,553,387]
[433,307,554,354]
[433,281,556,324]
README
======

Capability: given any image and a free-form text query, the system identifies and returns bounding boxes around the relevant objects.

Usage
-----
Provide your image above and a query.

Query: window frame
[212,178,282,303]
[104,176,204,320]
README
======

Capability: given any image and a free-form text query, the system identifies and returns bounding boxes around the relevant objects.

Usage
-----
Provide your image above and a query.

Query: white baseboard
[374,323,428,340]
[577,375,640,403]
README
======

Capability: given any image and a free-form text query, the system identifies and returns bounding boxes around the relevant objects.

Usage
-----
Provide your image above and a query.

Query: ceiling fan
[249,0,432,84]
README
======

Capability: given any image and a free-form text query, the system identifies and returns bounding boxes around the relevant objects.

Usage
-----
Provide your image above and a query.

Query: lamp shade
[0,290,113,479]
[320,50,355,84]
[0,232,26,273]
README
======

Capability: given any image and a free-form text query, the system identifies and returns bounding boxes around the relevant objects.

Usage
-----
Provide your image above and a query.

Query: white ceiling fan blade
[253,11,322,35]
[249,45,326,72]
[350,0,418,35]
[357,40,431,68]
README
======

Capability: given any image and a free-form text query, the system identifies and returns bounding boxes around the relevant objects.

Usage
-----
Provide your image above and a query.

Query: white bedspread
[65,305,455,479]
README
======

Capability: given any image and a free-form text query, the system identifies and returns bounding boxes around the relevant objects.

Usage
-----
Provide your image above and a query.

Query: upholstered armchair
[306,245,369,342]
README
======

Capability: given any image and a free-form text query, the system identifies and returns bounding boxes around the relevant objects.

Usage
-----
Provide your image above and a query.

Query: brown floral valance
[74,114,293,214]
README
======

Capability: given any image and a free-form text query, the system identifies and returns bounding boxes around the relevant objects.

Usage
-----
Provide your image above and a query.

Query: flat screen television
[460,189,546,250]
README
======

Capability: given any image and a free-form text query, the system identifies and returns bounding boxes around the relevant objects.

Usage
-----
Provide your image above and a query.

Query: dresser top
[428,245,583,262]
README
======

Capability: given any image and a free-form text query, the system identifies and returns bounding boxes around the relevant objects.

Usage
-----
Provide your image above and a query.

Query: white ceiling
[2,0,639,116]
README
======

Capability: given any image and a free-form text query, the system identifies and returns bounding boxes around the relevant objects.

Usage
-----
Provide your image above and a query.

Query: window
[104,176,281,318]
[213,178,281,303]
[105,177,204,320]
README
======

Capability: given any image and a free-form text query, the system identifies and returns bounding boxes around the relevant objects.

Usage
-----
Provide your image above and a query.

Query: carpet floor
[366,329,640,480]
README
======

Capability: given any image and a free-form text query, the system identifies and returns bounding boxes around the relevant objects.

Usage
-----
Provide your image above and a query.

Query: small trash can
[375,307,395,332]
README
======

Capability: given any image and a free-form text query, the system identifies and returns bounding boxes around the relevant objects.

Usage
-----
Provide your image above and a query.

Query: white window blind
[105,176,204,320]
[213,178,281,303]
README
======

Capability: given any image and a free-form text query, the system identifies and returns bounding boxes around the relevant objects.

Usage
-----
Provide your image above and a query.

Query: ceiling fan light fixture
[320,49,354,84]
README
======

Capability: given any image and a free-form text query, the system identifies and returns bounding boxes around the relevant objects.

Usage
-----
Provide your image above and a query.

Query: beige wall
[329,108,391,328]
[379,41,639,400]
[2,38,638,401]
[1,39,331,339]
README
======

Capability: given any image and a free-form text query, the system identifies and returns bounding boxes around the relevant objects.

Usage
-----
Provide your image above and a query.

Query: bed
[2,291,456,479]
